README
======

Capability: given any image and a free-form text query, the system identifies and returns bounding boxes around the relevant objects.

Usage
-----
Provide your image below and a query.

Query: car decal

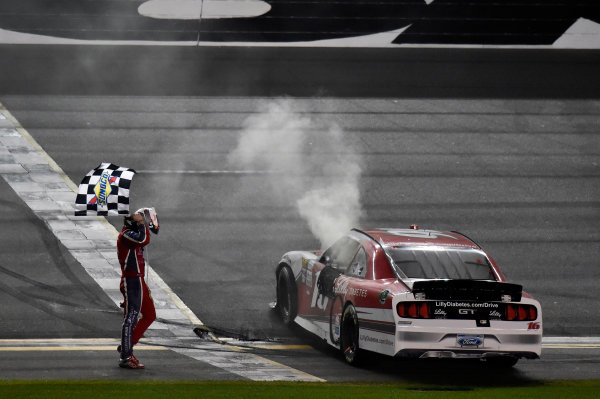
[358,319,396,335]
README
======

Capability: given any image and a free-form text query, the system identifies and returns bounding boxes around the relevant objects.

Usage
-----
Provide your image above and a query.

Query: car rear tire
[276,265,297,325]
[340,304,361,366]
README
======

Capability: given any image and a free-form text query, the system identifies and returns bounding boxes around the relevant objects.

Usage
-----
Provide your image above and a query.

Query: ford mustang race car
[274,227,542,366]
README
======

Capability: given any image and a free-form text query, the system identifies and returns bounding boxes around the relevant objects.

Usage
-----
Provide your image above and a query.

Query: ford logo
[457,334,484,347]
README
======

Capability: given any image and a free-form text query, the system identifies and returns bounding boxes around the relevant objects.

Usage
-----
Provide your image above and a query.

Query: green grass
[0,380,599,399]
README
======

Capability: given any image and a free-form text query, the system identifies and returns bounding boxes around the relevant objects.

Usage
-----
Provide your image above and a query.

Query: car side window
[321,237,360,272]
[346,247,367,279]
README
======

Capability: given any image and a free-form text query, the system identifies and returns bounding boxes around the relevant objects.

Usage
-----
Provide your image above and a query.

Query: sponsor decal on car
[300,258,313,288]
[528,322,541,330]
[360,334,394,346]
[378,289,391,305]
[334,275,350,295]
[428,301,503,320]
[435,301,499,309]
[333,276,367,298]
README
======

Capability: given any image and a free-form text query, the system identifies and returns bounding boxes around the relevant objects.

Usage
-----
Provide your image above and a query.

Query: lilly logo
[91,172,116,206]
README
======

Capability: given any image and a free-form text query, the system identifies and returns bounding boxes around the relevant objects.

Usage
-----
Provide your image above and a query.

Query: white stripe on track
[0,336,599,355]
[0,103,324,382]
[3,24,599,49]
[542,336,600,349]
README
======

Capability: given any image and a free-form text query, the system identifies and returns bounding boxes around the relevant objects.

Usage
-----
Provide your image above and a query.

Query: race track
[1,44,599,381]
[0,8,599,381]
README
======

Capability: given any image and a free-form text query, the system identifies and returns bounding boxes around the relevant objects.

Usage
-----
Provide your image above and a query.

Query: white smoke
[228,99,363,248]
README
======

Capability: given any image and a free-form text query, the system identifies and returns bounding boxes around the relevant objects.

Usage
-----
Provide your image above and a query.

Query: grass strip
[0,380,599,399]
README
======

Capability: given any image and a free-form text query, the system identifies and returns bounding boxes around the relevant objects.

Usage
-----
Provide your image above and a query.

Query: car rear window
[385,246,496,280]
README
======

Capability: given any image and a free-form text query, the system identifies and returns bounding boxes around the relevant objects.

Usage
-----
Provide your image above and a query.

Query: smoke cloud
[228,100,363,248]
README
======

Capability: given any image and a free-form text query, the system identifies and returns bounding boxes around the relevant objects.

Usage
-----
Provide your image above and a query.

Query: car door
[327,244,369,346]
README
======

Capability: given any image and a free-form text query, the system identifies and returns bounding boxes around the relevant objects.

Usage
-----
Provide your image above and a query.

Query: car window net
[387,247,495,280]
[322,237,360,271]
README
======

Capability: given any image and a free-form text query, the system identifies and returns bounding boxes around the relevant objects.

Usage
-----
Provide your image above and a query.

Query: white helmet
[135,207,159,234]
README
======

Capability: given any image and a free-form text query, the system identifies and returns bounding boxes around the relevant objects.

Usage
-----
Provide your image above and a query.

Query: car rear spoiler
[412,279,523,302]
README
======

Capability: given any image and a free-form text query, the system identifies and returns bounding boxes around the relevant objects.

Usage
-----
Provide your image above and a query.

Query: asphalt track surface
[1,45,600,382]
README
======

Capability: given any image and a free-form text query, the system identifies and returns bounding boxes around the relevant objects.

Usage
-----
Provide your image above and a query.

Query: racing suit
[117,222,156,359]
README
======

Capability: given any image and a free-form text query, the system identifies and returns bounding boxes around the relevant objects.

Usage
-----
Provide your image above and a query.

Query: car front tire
[276,265,297,325]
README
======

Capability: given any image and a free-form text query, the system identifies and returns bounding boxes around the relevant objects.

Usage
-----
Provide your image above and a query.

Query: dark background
[0,0,599,43]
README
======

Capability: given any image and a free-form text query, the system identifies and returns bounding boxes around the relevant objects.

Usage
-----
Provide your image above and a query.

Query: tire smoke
[228,100,362,248]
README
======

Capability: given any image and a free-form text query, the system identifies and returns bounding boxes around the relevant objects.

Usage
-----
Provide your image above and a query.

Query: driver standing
[117,207,159,369]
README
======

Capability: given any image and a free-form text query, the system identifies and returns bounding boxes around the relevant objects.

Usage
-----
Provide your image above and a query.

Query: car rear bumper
[394,329,542,359]
[396,349,539,360]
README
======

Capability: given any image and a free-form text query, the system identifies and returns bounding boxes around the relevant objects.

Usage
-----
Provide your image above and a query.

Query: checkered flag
[74,163,136,216]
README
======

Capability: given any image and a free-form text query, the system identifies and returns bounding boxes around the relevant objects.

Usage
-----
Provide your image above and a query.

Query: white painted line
[0,335,598,354]
[0,102,324,382]
[2,25,599,49]
[543,337,600,344]
[0,105,202,331]
[0,337,315,352]
[554,18,600,48]
[147,267,203,327]
[0,28,197,46]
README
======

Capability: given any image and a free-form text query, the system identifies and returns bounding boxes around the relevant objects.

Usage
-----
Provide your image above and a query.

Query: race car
[274,226,542,366]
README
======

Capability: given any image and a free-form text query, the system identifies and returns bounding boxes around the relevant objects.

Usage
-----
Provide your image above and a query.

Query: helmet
[135,207,159,235]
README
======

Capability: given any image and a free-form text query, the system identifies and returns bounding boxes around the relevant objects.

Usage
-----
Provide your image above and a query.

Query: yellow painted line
[256,357,326,382]
[246,344,313,350]
[543,344,600,349]
[0,345,167,352]
[0,339,166,352]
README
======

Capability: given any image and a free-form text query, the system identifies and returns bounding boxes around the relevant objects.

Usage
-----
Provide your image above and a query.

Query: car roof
[358,228,481,250]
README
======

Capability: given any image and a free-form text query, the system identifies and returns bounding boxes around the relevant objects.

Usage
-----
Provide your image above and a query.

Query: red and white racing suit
[117,222,156,359]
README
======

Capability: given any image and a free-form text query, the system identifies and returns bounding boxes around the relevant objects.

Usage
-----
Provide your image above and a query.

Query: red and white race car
[274,227,542,366]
